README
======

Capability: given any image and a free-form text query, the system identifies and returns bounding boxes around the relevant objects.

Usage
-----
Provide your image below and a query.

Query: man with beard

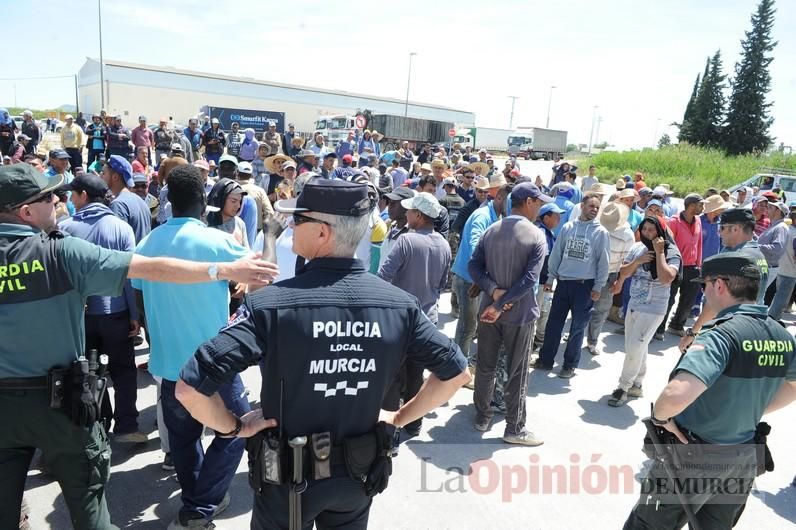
[533,193,610,379]
[262,121,282,154]
[226,122,244,159]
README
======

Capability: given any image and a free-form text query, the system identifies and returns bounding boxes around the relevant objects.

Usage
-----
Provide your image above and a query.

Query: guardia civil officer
[174,178,471,529]
[0,163,278,530]
[623,252,796,529]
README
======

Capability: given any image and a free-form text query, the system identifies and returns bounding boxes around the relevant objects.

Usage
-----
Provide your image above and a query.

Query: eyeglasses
[292,212,333,227]
[19,191,54,207]
[699,277,729,289]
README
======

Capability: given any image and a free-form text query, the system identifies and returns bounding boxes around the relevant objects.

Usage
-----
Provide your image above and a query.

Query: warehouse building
[76,58,474,133]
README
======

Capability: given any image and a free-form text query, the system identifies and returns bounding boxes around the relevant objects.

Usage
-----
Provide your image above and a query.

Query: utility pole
[98,0,105,109]
[74,75,80,116]
[594,116,603,148]
[404,52,416,117]
[545,85,556,128]
[587,105,598,155]
[507,96,519,129]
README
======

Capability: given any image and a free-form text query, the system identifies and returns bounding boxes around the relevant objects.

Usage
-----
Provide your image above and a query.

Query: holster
[342,422,395,497]
[753,422,774,476]
[247,428,284,494]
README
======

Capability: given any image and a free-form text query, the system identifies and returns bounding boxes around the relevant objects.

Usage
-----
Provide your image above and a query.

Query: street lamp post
[98,0,105,109]
[404,52,417,117]
[652,118,662,147]
[545,85,556,128]
[508,96,519,129]
[587,105,599,155]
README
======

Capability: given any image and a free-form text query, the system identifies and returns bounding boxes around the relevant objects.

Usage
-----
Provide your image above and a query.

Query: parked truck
[316,110,453,151]
[198,105,285,136]
[453,127,513,152]
[507,127,567,160]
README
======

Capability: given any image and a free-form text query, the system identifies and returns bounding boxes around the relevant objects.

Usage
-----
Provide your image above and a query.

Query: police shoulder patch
[221,305,250,331]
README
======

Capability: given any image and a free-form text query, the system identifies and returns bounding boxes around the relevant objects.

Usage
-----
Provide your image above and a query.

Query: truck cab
[453,129,473,151]
[507,133,534,159]
[315,115,356,147]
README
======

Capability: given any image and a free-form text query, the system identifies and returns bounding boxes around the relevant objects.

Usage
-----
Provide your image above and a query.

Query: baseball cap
[107,155,134,187]
[342,154,353,164]
[324,152,338,160]
[138,115,147,121]
[62,173,109,198]
[219,154,238,166]
[442,177,457,187]
[237,161,253,175]
[539,203,565,217]
[281,160,297,170]
[652,186,668,197]
[170,143,184,153]
[132,173,148,185]
[719,208,756,226]
[769,201,788,217]
[0,163,64,209]
[684,193,704,207]
[211,118,219,124]
[49,149,70,160]
[646,199,664,209]
[384,187,416,201]
[638,187,653,197]
[276,178,371,216]
[401,192,443,218]
[761,191,779,202]
[511,183,553,203]
[192,159,209,171]
[691,252,761,283]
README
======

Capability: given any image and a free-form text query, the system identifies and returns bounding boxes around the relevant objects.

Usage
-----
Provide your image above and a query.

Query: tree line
[677,0,777,156]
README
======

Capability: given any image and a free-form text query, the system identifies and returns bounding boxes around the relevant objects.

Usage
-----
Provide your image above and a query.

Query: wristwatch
[685,328,696,337]
[650,414,670,426]
[215,416,242,438]
[207,263,219,281]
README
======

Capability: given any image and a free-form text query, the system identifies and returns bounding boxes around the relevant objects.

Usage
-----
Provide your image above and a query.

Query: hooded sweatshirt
[547,216,610,290]
[239,128,259,161]
[59,202,138,318]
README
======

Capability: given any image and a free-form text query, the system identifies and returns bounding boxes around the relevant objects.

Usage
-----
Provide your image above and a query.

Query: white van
[731,168,796,203]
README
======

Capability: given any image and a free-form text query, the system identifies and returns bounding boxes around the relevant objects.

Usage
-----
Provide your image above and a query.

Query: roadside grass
[575,144,796,195]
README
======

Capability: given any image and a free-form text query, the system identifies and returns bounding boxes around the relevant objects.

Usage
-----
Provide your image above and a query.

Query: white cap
[401,192,443,218]
[237,161,253,175]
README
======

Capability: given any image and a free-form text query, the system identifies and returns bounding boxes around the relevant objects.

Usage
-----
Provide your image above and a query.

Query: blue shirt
[701,214,721,260]
[451,202,499,282]
[132,217,248,381]
[110,190,151,244]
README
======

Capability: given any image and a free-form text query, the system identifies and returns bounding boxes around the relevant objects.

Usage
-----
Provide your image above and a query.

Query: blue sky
[2,0,794,150]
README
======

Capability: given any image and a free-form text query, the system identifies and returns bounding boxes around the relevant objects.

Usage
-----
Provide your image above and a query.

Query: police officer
[679,208,769,353]
[623,252,796,529]
[0,163,277,530]
[174,177,471,529]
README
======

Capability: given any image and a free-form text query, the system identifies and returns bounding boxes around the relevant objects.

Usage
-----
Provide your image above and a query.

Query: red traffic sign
[355,115,367,129]
[448,128,456,137]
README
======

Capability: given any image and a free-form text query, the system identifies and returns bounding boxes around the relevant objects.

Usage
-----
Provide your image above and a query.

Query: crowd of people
[2,105,796,530]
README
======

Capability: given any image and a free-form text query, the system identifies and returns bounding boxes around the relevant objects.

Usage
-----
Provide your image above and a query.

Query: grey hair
[313,211,371,257]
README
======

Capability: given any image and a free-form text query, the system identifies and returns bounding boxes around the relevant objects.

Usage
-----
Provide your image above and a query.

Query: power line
[0,75,74,82]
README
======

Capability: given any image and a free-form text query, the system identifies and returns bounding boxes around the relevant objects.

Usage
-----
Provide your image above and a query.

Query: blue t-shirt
[132,217,248,381]
[110,190,151,244]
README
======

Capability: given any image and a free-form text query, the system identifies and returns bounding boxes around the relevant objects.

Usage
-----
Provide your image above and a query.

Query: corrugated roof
[87,58,474,116]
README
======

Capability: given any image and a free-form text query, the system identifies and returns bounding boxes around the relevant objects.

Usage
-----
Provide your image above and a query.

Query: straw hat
[590,183,615,197]
[599,202,630,233]
[467,162,489,176]
[616,188,639,200]
[265,153,291,173]
[488,172,507,189]
[615,178,626,190]
[703,194,732,214]
[474,176,491,190]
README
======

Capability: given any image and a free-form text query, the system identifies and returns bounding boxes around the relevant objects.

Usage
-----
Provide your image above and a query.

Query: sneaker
[627,385,643,398]
[474,416,491,432]
[558,367,575,379]
[586,343,598,355]
[654,332,665,341]
[463,366,476,389]
[531,359,553,370]
[562,332,569,342]
[667,326,685,337]
[503,430,544,446]
[114,431,148,444]
[162,453,175,471]
[608,388,628,407]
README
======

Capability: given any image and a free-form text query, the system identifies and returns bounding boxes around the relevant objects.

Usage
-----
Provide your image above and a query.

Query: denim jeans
[453,274,481,363]
[587,272,618,345]
[161,375,250,523]
[769,274,796,320]
[538,279,595,371]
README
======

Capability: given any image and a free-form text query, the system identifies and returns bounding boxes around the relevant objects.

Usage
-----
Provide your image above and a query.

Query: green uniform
[0,223,132,530]
[725,241,768,303]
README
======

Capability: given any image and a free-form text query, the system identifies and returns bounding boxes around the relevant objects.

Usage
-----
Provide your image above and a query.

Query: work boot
[608,388,628,407]
[627,385,643,398]
[115,431,149,444]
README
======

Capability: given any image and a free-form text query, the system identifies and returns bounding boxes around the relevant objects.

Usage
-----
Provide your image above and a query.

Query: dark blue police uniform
[179,178,467,529]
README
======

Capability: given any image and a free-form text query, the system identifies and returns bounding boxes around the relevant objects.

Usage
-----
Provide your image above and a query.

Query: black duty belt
[0,376,48,389]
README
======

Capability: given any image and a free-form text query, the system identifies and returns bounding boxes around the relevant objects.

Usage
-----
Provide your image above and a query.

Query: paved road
[22,291,796,529]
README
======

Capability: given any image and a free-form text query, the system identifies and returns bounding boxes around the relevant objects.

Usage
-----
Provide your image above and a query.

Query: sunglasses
[292,212,333,227]
[19,191,54,207]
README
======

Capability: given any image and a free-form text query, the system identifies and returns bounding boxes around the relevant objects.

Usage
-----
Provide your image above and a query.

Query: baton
[288,436,307,530]
[641,418,702,530]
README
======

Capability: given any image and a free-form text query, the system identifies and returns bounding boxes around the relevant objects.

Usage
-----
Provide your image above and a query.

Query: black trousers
[661,266,700,331]
[84,311,139,434]
[251,477,371,529]
[65,147,83,171]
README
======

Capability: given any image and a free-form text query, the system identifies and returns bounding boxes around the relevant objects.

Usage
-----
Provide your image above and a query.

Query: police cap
[275,177,371,217]
[691,251,761,283]
[62,173,109,199]
[719,208,755,227]
[0,163,65,210]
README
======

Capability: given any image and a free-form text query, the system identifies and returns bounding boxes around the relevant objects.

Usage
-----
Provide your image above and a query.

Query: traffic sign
[448,128,456,137]
[355,115,367,129]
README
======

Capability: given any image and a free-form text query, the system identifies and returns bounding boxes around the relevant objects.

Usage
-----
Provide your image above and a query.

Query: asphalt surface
[22,289,796,529]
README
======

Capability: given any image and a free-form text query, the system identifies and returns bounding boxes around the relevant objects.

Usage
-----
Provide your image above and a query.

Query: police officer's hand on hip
[173,176,470,530]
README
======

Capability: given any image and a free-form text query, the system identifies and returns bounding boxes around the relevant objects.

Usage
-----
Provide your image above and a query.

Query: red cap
[342,154,353,164]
